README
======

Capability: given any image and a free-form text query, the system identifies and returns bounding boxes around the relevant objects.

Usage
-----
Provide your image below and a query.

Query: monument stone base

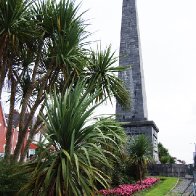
[121,120,159,163]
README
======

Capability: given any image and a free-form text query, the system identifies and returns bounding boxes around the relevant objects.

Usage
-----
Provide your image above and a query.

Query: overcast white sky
[79,0,196,164]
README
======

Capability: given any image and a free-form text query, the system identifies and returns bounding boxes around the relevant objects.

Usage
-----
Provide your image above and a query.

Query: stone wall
[148,164,189,177]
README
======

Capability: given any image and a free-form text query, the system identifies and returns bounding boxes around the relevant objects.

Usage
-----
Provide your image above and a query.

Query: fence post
[193,170,196,195]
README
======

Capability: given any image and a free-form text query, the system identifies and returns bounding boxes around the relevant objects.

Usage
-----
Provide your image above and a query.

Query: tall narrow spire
[116,0,159,162]
[116,0,148,121]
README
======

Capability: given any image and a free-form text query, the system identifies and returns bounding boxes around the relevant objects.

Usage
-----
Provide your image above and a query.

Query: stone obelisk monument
[116,0,159,162]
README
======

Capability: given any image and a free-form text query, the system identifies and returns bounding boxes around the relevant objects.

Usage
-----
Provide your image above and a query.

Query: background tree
[158,143,176,164]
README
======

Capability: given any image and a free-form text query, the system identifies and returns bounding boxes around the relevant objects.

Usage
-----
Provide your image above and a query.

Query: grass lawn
[135,177,178,196]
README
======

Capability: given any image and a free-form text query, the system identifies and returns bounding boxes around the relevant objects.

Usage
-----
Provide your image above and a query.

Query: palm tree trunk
[19,101,45,162]
[13,69,52,161]
[0,34,8,97]
[0,60,6,98]
[13,131,27,162]
[13,50,43,162]
[138,165,142,184]
[0,34,8,56]
[4,75,17,161]
[12,100,41,162]
[13,97,44,161]
[19,130,34,162]
[12,88,33,162]
[19,111,44,162]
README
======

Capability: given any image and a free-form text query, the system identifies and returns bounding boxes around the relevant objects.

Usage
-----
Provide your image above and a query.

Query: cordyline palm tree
[1,0,88,161]
[0,0,40,160]
[128,135,153,184]
[0,0,37,95]
[1,0,129,162]
[13,0,88,162]
[18,82,126,196]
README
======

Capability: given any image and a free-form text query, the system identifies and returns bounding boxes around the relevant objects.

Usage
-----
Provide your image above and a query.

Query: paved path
[168,177,193,196]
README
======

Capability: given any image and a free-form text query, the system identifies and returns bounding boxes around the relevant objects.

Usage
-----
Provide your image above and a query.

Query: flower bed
[98,177,160,195]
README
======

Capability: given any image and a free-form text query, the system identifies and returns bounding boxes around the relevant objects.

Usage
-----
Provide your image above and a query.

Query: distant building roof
[29,143,37,149]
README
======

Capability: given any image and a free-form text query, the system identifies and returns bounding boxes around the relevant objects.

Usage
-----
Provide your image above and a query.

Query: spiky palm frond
[128,135,153,183]
[128,135,152,164]
[19,82,126,196]
[34,0,88,87]
[84,45,130,108]
[0,0,40,51]
[0,0,40,97]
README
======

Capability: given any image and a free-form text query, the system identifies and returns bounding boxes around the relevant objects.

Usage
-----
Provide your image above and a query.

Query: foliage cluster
[0,101,154,195]
[111,158,135,187]
[110,135,153,187]
[17,83,127,196]
[158,143,176,164]
[127,135,153,183]
[0,160,29,195]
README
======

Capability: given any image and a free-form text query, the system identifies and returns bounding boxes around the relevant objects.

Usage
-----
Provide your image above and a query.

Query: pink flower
[98,177,160,195]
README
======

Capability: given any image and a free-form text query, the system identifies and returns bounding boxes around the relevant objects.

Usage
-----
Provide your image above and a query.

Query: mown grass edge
[165,177,180,195]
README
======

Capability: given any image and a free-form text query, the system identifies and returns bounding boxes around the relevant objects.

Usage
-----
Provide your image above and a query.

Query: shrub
[127,135,153,183]
[18,82,126,195]
[111,158,135,187]
[0,160,28,195]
